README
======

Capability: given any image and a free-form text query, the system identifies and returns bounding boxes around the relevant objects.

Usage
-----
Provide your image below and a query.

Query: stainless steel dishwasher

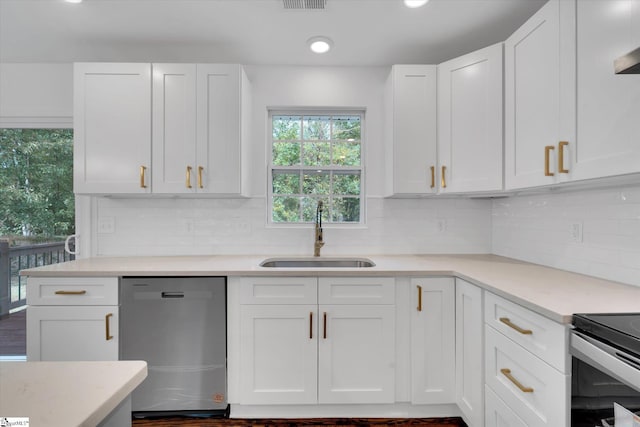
[120,276,227,417]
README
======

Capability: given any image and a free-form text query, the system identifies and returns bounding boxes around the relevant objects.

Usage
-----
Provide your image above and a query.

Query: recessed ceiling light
[404,0,429,8]
[65,0,83,3]
[307,36,333,54]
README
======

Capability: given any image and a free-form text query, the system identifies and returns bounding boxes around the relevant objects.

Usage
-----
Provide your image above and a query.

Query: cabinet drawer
[484,292,568,372]
[485,326,569,427]
[485,386,527,427]
[318,277,395,305]
[240,277,317,304]
[27,277,118,306]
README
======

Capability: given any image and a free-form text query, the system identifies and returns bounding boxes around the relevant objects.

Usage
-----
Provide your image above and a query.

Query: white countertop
[21,254,640,324]
[0,361,147,427]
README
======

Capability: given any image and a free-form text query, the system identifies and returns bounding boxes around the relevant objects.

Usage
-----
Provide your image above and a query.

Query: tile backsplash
[492,184,640,287]
[91,184,640,287]
[92,196,492,257]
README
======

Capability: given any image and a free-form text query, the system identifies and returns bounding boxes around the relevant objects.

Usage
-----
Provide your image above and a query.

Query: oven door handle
[570,331,640,393]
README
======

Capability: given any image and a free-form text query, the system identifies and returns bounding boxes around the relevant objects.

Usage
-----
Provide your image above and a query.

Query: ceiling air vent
[283,0,327,10]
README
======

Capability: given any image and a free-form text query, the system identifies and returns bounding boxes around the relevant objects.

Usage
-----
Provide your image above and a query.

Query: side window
[268,112,364,224]
[0,128,74,238]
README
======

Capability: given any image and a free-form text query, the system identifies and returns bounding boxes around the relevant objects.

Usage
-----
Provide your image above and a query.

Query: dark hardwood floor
[0,308,26,356]
[132,417,467,427]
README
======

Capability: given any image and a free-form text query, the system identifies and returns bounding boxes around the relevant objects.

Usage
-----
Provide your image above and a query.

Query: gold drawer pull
[430,166,435,189]
[198,166,204,189]
[186,166,193,189]
[417,285,423,312]
[105,313,114,341]
[499,317,533,335]
[558,141,569,173]
[441,165,447,188]
[54,290,87,295]
[501,368,534,393]
[544,146,555,176]
[140,165,147,188]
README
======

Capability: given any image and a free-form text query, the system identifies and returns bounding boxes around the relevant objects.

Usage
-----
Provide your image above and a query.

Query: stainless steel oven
[570,313,640,427]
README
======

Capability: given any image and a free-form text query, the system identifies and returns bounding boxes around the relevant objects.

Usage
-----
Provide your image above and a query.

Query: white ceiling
[0,0,547,66]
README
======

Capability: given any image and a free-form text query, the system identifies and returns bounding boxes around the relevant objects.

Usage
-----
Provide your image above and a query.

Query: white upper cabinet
[571,0,640,181]
[197,64,251,196]
[438,43,504,194]
[152,63,197,193]
[385,65,438,196]
[74,63,152,194]
[75,62,250,196]
[504,0,576,190]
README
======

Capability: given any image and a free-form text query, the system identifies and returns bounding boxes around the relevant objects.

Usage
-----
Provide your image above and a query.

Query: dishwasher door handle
[161,292,185,298]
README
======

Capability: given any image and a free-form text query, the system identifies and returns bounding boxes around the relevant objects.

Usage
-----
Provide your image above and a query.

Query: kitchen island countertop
[20,254,640,324]
[0,360,147,427]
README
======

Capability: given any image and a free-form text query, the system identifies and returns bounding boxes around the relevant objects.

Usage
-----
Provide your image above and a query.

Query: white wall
[493,183,640,287]
[0,63,73,127]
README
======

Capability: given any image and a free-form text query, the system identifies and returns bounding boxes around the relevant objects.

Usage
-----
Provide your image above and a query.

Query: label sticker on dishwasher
[212,393,225,404]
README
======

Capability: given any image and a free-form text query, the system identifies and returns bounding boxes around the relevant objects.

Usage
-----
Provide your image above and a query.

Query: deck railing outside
[0,240,75,317]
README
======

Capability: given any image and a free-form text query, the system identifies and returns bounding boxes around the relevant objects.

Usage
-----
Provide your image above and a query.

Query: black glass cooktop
[573,313,640,357]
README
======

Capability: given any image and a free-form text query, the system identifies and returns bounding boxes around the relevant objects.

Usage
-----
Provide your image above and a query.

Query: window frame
[267,109,366,227]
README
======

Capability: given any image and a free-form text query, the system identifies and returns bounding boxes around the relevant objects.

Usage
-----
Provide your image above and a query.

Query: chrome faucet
[314,201,325,257]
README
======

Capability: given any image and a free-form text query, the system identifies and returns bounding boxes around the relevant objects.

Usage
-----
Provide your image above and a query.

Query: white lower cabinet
[237,277,396,405]
[27,305,119,361]
[455,279,484,427]
[485,386,527,427]
[239,304,318,404]
[319,305,395,404]
[483,291,570,427]
[26,277,119,361]
[410,277,455,404]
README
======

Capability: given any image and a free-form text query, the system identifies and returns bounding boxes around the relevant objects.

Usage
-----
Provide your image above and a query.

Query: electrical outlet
[98,217,115,234]
[570,222,583,243]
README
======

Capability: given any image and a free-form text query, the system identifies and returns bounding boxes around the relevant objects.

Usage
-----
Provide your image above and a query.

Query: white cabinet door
[152,63,197,194]
[572,0,640,181]
[456,279,484,427]
[438,43,503,194]
[385,65,438,196]
[318,305,395,404]
[197,64,250,196]
[26,306,118,361]
[504,0,575,190]
[74,63,151,194]
[239,305,317,404]
[410,277,455,404]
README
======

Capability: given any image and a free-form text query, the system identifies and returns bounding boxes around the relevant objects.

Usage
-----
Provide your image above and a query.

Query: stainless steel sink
[259,257,375,268]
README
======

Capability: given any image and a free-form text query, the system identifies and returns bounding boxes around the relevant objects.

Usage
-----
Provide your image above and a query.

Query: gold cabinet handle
[186,166,193,189]
[499,317,533,335]
[139,166,147,188]
[323,312,327,339]
[417,285,423,312]
[54,290,87,295]
[309,312,313,339]
[544,146,555,176]
[198,166,204,189]
[500,368,534,393]
[105,313,114,341]
[430,166,435,189]
[441,165,447,188]
[558,141,569,173]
